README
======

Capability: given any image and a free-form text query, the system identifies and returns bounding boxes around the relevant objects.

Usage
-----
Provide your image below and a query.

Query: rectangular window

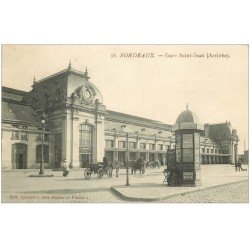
[165,145,169,151]
[118,141,126,149]
[12,131,19,139]
[20,131,28,140]
[37,133,42,140]
[202,148,205,153]
[106,140,114,148]
[207,149,209,153]
[211,149,214,153]
[149,144,155,150]
[157,144,163,151]
[129,142,136,149]
[140,143,146,150]
[44,134,49,141]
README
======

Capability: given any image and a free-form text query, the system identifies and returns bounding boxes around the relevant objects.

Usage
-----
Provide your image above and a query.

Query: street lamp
[39,112,46,175]
[121,125,129,186]
[169,135,174,149]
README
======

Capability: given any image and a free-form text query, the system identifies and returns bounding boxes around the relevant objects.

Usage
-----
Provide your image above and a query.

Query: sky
[2,45,248,153]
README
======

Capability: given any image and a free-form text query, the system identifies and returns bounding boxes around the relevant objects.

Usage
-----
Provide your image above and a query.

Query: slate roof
[208,123,232,139]
[106,110,172,131]
[2,101,40,125]
[2,86,28,102]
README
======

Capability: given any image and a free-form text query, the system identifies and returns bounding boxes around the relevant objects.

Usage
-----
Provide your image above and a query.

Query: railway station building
[1,65,239,169]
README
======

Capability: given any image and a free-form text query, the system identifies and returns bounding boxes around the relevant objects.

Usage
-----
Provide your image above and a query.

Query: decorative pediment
[72,85,97,104]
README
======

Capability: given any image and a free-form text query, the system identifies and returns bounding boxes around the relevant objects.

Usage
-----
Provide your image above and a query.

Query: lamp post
[39,113,46,175]
[121,125,129,186]
[169,135,174,149]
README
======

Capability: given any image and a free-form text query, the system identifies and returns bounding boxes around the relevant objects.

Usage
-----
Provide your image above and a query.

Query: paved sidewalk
[2,164,248,203]
[111,165,248,202]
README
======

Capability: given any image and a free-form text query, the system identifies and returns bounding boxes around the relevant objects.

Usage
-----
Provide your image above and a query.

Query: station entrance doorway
[79,153,92,168]
[12,143,27,169]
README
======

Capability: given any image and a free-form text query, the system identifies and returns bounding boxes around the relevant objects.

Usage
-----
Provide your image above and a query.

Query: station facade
[1,65,239,169]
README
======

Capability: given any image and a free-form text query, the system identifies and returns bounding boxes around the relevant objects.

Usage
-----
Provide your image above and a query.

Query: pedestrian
[235,161,238,172]
[61,159,69,177]
[103,154,108,168]
[238,161,242,172]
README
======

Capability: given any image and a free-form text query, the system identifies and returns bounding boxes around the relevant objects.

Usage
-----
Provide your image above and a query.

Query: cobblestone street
[160,180,248,203]
[1,164,248,203]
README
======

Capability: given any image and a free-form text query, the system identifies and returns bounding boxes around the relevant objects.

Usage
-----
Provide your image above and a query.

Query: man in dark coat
[235,161,238,172]
[238,161,242,171]
[103,155,108,168]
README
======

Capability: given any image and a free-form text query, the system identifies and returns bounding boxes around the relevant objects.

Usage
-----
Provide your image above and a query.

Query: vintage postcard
[1,45,248,203]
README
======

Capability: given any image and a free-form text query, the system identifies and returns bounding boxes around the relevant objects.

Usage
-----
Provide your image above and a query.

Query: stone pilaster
[96,117,105,163]
[61,112,71,163]
[71,114,80,168]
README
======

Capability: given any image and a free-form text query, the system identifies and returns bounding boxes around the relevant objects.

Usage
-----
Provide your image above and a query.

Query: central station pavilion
[1,64,239,169]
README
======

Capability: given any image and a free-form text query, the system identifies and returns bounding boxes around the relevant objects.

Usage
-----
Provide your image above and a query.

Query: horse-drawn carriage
[130,158,145,174]
[84,162,112,180]
[84,160,124,179]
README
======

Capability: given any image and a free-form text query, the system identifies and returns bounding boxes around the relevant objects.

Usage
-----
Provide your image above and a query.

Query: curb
[111,179,248,202]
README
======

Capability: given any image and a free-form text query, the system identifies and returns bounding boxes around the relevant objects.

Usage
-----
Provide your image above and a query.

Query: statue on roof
[84,66,90,80]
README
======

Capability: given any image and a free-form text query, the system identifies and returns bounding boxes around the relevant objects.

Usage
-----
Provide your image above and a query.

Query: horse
[110,161,124,177]
[145,161,152,168]
[131,159,145,174]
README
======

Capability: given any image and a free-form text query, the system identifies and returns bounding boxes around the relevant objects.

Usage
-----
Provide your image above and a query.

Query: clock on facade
[84,90,91,99]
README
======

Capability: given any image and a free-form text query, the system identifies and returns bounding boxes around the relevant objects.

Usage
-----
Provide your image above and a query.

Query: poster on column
[183,134,193,148]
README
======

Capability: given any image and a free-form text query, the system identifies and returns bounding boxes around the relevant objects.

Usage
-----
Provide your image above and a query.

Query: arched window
[36,145,49,163]
[79,124,93,148]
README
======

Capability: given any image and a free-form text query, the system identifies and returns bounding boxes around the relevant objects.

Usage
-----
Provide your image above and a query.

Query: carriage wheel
[97,168,104,179]
[84,168,92,180]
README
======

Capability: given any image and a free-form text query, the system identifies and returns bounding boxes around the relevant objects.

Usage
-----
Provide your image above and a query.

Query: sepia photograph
[1,44,248,203]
